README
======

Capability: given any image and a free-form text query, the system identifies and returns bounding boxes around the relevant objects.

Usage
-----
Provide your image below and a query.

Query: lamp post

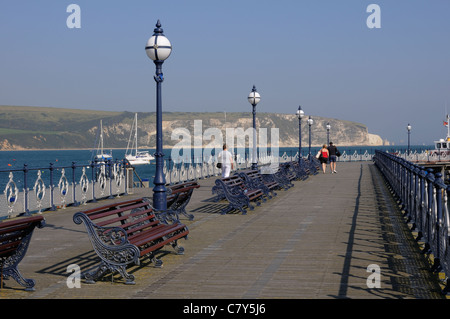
[248,85,260,170]
[407,123,411,155]
[307,116,314,159]
[296,106,305,161]
[145,20,172,211]
[326,122,331,145]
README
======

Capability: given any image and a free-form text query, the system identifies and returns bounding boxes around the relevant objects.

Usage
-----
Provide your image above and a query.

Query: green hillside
[0,105,384,150]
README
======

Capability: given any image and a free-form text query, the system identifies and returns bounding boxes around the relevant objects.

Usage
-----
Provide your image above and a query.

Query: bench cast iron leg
[172,241,185,255]
[2,267,36,291]
[83,262,136,285]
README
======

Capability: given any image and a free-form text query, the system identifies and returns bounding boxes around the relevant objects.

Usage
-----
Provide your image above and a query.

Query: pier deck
[0,162,444,300]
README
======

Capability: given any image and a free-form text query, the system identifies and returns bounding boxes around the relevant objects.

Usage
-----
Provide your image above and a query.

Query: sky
[1,0,450,146]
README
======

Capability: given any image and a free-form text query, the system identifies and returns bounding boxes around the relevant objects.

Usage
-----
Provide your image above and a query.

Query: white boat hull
[95,154,113,163]
[126,153,154,165]
[125,113,154,165]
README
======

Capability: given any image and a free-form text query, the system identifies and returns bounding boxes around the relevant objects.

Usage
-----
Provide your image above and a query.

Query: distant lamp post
[307,116,314,159]
[326,122,331,145]
[248,85,260,170]
[296,106,305,161]
[407,123,412,155]
[145,20,172,211]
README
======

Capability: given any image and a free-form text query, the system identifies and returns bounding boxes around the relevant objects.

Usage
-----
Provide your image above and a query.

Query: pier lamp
[296,106,305,160]
[407,123,411,156]
[308,116,314,159]
[326,122,331,145]
[248,85,260,170]
[146,20,172,211]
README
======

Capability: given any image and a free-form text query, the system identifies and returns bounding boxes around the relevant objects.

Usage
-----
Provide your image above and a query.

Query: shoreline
[0,144,430,152]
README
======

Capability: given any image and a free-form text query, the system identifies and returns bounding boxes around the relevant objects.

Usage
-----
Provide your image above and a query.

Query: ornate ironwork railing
[374,150,450,294]
[1,160,127,219]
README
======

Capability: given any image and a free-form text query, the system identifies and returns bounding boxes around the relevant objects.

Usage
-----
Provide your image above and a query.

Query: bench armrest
[214,179,250,204]
[74,212,129,245]
[73,212,140,266]
[153,208,183,225]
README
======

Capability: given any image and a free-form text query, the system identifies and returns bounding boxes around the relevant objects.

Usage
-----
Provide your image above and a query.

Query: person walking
[317,144,329,174]
[327,142,338,174]
[218,144,234,178]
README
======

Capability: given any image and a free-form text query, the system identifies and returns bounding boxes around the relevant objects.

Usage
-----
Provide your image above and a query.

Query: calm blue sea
[0,145,432,191]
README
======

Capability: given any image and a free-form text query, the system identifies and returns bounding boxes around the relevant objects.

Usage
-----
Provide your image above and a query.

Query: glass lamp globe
[248,86,261,106]
[145,20,172,61]
[297,106,304,119]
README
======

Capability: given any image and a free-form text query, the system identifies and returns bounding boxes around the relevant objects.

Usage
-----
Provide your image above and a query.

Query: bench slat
[130,223,186,247]
[85,201,149,221]
[139,228,189,257]
[0,239,22,257]
[95,207,155,227]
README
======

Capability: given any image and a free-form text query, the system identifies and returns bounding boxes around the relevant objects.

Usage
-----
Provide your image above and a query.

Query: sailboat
[125,113,154,165]
[94,120,113,163]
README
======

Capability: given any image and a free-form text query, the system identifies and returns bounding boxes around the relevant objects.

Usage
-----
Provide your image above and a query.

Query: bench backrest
[245,170,263,180]
[167,181,200,194]
[79,198,159,238]
[221,176,244,187]
[0,215,44,259]
[166,182,200,207]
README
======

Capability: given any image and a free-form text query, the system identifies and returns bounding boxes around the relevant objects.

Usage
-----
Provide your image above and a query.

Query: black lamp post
[407,123,411,155]
[248,85,260,170]
[296,106,304,161]
[307,116,314,159]
[326,122,331,145]
[145,20,172,211]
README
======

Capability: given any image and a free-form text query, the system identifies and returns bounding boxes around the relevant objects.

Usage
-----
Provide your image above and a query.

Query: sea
[0,145,432,191]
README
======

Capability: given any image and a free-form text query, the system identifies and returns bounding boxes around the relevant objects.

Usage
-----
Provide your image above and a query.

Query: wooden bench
[296,159,312,177]
[0,215,45,291]
[264,165,294,190]
[73,197,189,285]
[280,162,299,182]
[305,157,320,175]
[212,175,265,215]
[285,161,310,181]
[166,181,200,221]
[237,170,279,199]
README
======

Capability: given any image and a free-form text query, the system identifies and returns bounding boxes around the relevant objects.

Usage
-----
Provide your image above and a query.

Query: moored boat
[430,115,450,156]
[125,113,154,165]
[93,120,113,163]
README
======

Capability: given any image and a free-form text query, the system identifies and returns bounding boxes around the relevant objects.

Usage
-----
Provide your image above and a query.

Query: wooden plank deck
[0,162,444,301]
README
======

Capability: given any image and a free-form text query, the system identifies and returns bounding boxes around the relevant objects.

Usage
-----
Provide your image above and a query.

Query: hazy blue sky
[1,0,450,146]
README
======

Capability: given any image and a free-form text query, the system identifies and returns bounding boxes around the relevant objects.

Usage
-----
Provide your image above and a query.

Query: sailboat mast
[447,114,450,139]
[100,120,104,154]
[135,113,138,154]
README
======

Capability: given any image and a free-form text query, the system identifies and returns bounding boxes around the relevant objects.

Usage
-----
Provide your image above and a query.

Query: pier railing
[0,160,127,220]
[374,150,450,293]
[161,152,284,185]
[162,149,375,185]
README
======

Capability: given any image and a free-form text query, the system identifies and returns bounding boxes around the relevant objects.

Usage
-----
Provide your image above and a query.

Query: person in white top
[218,144,234,178]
